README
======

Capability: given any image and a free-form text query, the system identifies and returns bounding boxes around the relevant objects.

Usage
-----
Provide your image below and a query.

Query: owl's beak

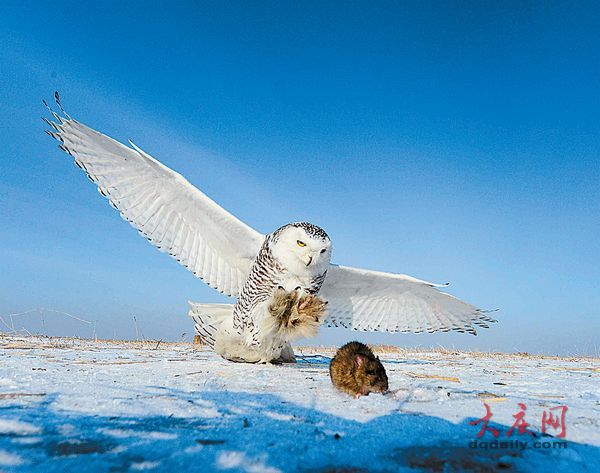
[305,255,313,267]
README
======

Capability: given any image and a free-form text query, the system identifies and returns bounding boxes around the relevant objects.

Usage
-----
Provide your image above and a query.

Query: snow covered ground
[0,336,598,472]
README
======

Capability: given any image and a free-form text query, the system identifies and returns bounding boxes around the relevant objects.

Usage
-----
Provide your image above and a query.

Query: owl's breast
[277,267,325,295]
[277,272,309,292]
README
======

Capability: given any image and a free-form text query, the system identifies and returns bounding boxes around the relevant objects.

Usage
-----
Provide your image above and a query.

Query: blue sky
[1,1,598,355]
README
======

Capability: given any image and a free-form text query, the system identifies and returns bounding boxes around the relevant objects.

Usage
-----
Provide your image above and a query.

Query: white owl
[44,96,495,363]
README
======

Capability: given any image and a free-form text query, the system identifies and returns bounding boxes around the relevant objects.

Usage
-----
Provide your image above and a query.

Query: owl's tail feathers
[188,302,234,348]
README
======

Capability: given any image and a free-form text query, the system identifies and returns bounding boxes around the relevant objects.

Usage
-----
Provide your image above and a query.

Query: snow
[0,449,24,466]
[0,419,40,435]
[0,336,598,472]
[216,451,281,473]
[129,460,160,470]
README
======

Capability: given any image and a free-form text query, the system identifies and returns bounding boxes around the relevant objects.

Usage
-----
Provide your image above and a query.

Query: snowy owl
[44,94,495,363]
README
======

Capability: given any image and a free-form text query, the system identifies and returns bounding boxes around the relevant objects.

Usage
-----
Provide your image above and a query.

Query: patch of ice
[0,419,40,435]
[131,461,160,470]
[11,437,42,445]
[216,451,281,473]
[99,428,177,440]
[263,411,294,421]
[108,445,128,454]
[184,444,204,454]
[0,449,24,466]
[241,401,263,408]
[217,451,245,468]
[57,423,76,435]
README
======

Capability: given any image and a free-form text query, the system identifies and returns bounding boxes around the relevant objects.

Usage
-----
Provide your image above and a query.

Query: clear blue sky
[1,1,598,355]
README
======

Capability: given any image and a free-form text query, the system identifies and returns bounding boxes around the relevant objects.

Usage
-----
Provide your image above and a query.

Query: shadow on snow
[0,389,598,472]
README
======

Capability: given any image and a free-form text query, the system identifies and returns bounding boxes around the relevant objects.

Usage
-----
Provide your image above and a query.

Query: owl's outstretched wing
[319,265,496,334]
[44,101,263,298]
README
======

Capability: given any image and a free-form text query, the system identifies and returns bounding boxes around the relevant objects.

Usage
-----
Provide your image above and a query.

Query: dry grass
[406,372,461,383]
[297,343,600,362]
[0,334,177,351]
[1,334,599,362]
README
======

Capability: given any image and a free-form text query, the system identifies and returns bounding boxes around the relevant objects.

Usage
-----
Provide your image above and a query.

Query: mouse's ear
[354,355,365,367]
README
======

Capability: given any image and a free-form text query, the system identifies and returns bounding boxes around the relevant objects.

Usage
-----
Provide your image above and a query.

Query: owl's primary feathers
[44,94,496,363]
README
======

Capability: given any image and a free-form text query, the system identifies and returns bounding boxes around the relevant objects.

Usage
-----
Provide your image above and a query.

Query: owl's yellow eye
[297,240,306,247]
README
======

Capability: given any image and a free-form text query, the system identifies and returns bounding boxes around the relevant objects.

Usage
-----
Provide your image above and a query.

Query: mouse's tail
[188,302,234,348]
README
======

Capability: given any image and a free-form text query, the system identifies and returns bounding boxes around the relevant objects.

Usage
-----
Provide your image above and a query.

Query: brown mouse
[329,341,389,398]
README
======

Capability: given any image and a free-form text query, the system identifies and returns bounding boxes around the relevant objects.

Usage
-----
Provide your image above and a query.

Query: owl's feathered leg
[268,289,328,322]
[273,342,296,363]
[267,288,328,342]
[268,287,299,322]
[288,294,328,340]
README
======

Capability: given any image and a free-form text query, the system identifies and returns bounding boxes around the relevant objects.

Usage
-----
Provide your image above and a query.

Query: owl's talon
[298,295,314,310]
[297,295,328,322]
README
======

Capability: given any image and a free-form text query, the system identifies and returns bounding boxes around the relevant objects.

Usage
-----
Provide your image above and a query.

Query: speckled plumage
[45,96,496,365]
[228,224,330,361]
[189,221,332,363]
[233,228,328,331]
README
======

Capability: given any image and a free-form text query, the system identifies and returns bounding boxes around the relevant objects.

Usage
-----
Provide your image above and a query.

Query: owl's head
[270,222,332,274]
